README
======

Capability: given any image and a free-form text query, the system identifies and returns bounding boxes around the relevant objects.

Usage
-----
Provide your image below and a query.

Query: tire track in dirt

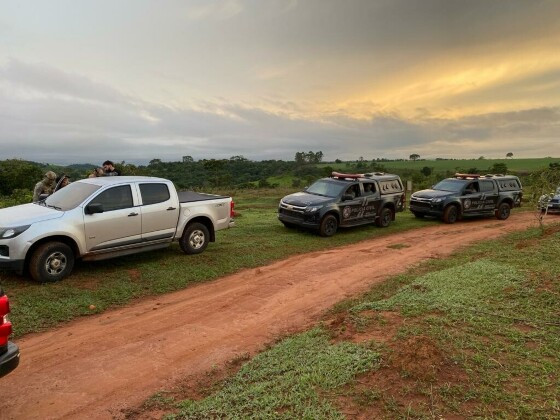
[0,212,543,419]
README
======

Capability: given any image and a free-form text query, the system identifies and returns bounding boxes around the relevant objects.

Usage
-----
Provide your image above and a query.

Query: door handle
[128,212,139,217]
[167,207,176,211]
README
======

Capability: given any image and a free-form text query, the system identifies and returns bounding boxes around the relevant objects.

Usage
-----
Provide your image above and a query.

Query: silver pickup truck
[0,177,235,282]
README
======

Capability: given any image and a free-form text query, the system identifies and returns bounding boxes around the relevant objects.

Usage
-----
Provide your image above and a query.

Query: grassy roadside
[1,189,432,337]
[141,222,560,419]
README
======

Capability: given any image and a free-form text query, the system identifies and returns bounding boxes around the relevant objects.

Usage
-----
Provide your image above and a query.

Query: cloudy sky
[1,0,559,164]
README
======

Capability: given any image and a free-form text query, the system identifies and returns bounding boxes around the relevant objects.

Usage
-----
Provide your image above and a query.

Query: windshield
[433,179,465,193]
[306,180,347,198]
[43,182,101,211]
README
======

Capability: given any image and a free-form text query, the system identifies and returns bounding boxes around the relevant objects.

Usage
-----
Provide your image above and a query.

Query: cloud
[184,0,244,21]
[0,59,558,165]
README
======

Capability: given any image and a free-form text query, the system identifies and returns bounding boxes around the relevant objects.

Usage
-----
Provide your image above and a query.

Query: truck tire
[29,241,75,283]
[319,214,338,237]
[376,207,393,228]
[443,205,459,224]
[180,222,210,254]
[496,202,511,220]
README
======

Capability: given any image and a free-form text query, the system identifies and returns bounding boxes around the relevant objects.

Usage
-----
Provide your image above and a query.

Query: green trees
[0,159,43,195]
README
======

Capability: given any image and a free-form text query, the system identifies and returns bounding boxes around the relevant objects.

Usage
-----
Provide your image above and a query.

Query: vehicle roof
[445,174,519,182]
[325,173,401,183]
[77,176,169,186]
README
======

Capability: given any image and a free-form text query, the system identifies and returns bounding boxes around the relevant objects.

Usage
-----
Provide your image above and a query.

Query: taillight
[0,295,12,346]
[230,200,235,218]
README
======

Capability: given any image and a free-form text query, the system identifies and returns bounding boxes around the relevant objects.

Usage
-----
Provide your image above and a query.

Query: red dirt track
[0,213,541,419]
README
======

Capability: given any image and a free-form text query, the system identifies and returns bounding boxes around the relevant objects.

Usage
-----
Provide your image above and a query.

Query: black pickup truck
[278,172,405,236]
[409,174,522,223]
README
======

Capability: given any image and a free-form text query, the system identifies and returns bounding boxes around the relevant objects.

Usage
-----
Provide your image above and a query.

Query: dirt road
[0,213,542,419]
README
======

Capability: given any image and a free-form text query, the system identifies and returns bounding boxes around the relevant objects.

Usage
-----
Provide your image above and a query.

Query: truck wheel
[443,205,459,224]
[496,202,511,220]
[412,211,425,219]
[29,242,75,283]
[180,222,210,254]
[319,214,338,237]
[376,207,393,228]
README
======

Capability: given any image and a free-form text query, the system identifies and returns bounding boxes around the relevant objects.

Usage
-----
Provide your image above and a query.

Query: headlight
[0,225,31,239]
[432,198,442,203]
[305,206,322,213]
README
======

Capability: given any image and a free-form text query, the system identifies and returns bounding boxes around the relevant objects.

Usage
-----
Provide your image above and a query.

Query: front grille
[550,199,559,204]
[278,208,305,219]
[410,200,432,209]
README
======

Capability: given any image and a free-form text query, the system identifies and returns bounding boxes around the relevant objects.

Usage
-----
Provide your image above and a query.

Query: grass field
[0,188,432,337]
[144,223,560,419]
[319,157,559,173]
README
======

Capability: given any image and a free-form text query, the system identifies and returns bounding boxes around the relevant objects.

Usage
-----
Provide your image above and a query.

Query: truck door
[138,182,180,242]
[84,185,142,252]
[460,181,483,215]
[479,180,498,212]
[339,183,365,226]
[361,181,380,222]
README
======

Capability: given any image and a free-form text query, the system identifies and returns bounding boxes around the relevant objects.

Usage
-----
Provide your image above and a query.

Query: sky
[0,0,559,164]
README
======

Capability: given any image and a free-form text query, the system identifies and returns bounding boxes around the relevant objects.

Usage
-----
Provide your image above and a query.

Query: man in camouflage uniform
[32,171,57,202]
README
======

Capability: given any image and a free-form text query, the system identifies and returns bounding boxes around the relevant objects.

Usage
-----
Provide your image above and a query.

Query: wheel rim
[325,218,336,235]
[449,208,457,222]
[189,229,206,249]
[45,252,67,275]
[383,210,391,226]
[501,205,510,218]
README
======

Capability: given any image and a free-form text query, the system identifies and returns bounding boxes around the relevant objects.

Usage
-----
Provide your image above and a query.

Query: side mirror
[342,194,354,201]
[86,203,104,215]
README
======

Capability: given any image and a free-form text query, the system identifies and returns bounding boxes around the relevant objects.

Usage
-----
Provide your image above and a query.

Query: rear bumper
[0,341,20,378]
[0,259,25,273]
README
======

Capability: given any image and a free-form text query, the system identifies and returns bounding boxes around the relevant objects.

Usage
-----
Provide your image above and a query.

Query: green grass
[171,329,379,419]
[1,189,429,337]
[152,223,560,419]
[319,157,559,173]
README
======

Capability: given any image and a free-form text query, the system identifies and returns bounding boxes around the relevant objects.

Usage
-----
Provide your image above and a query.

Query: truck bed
[178,191,228,203]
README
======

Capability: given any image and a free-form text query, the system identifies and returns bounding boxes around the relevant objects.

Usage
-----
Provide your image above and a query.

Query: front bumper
[0,341,20,378]
[277,213,320,228]
[0,259,25,273]
[409,202,443,217]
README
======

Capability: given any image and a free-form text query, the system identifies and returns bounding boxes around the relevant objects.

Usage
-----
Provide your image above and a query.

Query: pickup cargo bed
[178,191,228,203]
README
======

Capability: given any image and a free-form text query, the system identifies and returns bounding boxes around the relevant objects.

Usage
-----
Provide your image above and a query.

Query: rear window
[480,180,495,192]
[140,183,170,205]
[379,179,403,194]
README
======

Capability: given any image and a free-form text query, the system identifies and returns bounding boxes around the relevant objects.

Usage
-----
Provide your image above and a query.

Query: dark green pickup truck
[278,172,405,236]
[409,174,522,223]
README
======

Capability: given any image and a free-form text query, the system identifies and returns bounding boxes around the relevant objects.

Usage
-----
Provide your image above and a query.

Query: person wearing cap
[32,171,57,202]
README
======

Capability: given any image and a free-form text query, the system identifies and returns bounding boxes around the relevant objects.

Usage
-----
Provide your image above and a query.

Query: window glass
[480,181,494,192]
[44,182,100,211]
[362,182,376,195]
[140,183,170,205]
[306,180,347,198]
[91,185,133,212]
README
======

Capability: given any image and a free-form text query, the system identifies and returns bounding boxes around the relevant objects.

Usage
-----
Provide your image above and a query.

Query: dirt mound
[391,335,444,380]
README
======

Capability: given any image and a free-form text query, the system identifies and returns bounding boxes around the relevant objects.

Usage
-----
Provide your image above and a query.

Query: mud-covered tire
[29,241,75,283]
[319,214,338,237]
[496,202,511,220]
[412,211,425,219]
[443,205,459,224]
[376,207,393,228]
[180,222,210,254]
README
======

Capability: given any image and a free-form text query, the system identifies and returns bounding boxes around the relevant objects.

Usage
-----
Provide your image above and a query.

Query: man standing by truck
[32,171,57,202]
[102,160,120,176]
